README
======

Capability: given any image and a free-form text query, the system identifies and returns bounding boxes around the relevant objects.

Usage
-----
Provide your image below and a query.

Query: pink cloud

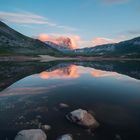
[38,33,117,48]
[0,11,76,31]
[38,34,50,42]
[92,37,114,46]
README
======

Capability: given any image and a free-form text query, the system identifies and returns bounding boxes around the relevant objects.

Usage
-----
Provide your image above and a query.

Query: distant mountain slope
[74,37,140,58]
[45,36,75,52]
[0,21,61,56]
[1,21,140,58]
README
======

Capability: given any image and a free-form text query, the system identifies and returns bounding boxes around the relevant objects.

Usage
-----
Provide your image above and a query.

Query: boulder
[66,109,99,128]
[15,129,47,140]
[57,134,73,140]
[41,124,51,131]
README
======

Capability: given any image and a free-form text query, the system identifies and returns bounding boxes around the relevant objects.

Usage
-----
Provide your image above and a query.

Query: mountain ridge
[42,32,140,58]
[0,21,140,58]
[0,21,61,56]
[72,36,140,58]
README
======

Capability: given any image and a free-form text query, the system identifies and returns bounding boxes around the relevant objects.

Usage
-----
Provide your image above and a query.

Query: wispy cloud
[0,11,51,24]
[114,29,140,42]
[0,11,76,31]
[77,37,115,48]
[126,30,140,36]
[92,37,114,46]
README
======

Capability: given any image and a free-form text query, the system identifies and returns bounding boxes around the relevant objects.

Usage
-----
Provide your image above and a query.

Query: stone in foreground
[15,129,47,140]
[57,134,73,140]
[66,109,99,128]
[41,124,51,131]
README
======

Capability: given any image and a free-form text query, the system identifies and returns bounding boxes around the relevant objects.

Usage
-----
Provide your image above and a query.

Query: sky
[0,0,140,48]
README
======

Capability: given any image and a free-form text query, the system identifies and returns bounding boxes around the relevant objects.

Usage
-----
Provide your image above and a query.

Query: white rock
[41,125,51,131]
[66,109,99,128]
[59,103,69,108]
[57,134,73,140]
[15,129,47,140]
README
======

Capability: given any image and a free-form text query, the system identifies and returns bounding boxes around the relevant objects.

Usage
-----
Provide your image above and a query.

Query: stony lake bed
[0,60,140,140]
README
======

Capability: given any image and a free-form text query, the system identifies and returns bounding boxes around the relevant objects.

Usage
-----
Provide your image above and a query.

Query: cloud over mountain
[38,33,116,49]
[38,34,80,49]
[92,37,114,46]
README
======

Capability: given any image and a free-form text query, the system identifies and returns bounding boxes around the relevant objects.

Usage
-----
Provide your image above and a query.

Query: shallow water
[0,61,140,140]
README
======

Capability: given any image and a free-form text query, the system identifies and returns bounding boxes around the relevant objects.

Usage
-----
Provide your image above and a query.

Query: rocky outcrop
[41,124,51,132]
[66,109,99,128]
[15,129,47,140]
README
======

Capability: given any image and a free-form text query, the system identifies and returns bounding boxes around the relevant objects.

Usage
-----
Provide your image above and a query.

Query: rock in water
[41,124,51,131]
[57,134,73,140]
[115,134,122,140]
[59,103,69,108]
[66,109,99,128]
[15,129,47,140]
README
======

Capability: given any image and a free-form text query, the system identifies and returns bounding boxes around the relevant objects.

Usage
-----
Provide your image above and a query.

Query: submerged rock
[41,124,51,131]
[57,134,73,140]
[115,134,122,140]
[66,109,99,128]
[15,129,47,140]
[59,103,69,108]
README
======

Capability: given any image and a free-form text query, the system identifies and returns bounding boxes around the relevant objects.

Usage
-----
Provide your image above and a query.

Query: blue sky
[0,0,140,48]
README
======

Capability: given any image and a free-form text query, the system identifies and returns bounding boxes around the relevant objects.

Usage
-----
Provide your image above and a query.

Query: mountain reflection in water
[0,61,140,140]
[39,65,80,79]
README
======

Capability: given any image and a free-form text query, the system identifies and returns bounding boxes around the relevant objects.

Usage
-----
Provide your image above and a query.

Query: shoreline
[0,55,140,62]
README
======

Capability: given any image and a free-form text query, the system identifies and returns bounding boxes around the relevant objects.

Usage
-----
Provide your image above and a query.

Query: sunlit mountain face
[38,35,79,50]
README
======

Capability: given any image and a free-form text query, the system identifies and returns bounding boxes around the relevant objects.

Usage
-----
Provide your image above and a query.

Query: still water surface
[0,61,140,140]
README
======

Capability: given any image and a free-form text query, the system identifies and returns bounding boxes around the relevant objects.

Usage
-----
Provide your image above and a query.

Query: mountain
[45,36,75,53]
[0,21,140,58]
[45,40,72,52]
[74,37,140,58]
[0,21,61,56]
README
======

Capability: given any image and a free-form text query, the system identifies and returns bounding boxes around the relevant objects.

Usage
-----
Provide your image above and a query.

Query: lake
[0,60,140,140]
